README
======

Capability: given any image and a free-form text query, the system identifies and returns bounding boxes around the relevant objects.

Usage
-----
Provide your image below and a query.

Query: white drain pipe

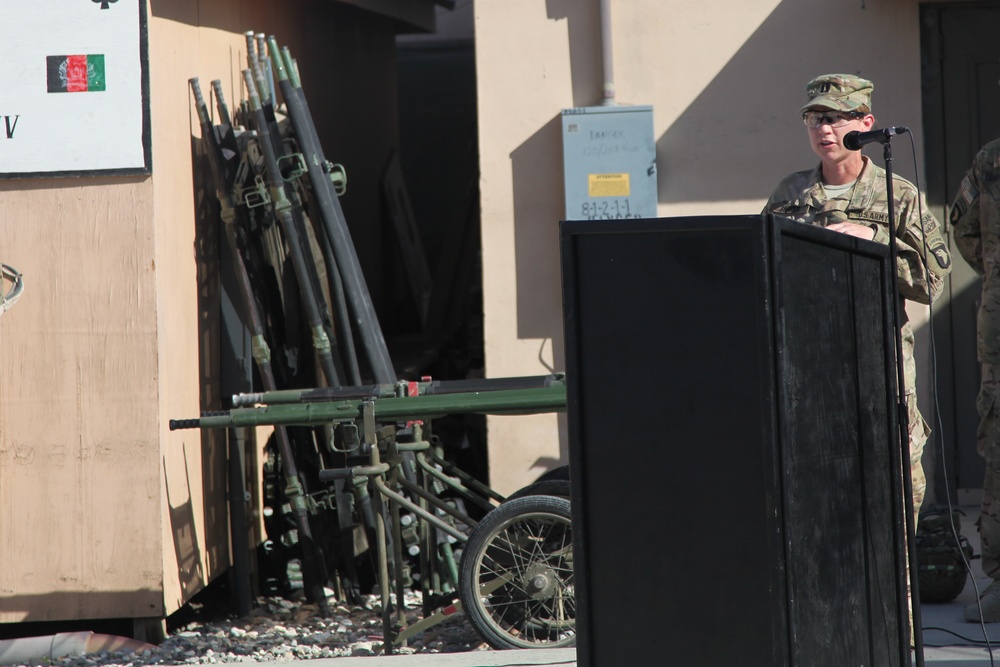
[600,0,615,105]
[0,631,155,666]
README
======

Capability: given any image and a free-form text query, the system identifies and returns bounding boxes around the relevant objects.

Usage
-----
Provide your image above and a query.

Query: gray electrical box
[561,105,657,221]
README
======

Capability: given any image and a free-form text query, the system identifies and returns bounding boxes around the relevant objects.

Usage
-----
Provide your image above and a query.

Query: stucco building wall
[474,0,934,494]
[0,0,946,623]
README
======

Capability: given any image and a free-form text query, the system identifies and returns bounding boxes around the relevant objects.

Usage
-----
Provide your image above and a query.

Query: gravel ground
[21,592,489,667]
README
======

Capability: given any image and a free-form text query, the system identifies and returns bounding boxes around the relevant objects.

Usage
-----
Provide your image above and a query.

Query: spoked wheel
[458,495,575,649]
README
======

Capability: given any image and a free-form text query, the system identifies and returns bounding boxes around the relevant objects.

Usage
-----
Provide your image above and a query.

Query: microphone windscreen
[843,131,863,151]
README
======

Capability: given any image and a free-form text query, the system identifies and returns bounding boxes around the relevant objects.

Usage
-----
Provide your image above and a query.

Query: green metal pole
[171,385,567,431]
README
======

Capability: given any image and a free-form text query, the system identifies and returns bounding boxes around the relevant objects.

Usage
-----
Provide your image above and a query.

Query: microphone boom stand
[881,135,924,667]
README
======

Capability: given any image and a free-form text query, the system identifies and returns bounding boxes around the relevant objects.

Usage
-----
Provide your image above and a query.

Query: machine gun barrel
[210,80,232,127]
[271,46,361,386]
[189,76,332,615]
[170,384,567,431]
[267,35,396,384]
[230,373,566,407]
[241,69,342,387]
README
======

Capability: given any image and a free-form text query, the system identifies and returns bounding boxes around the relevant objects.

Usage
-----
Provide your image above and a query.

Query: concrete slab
[257,505,997,666]
[251,648,577,667]
[920,506,1000,666]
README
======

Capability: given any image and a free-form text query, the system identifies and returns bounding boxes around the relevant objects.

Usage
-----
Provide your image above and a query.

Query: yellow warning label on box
[588,173,630,198]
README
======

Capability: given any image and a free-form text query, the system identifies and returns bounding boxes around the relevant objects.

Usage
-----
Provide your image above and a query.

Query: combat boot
[965,580,1000,622]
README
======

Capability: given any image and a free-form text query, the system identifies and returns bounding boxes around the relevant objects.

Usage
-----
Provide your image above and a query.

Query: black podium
[560,215,909,667]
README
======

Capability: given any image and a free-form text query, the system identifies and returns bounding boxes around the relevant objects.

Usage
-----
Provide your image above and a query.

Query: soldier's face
[805,110,875,163]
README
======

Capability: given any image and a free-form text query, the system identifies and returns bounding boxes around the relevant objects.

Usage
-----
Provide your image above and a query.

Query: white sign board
[0,0,150,177]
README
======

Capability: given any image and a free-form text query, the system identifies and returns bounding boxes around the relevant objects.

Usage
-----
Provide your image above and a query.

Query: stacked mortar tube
[188,32,404,616]
[186,36,580,650]
[187,34,568,654]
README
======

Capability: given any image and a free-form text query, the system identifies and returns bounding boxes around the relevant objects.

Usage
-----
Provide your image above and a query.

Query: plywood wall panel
[1,0,409,624]
[0,179,161,622]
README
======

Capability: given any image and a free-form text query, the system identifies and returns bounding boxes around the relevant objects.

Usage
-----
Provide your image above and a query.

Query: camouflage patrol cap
[800,74,873,113]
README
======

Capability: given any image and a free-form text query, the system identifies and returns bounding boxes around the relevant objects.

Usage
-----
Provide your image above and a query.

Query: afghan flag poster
[46,55,107,93]
[0,0,150,177]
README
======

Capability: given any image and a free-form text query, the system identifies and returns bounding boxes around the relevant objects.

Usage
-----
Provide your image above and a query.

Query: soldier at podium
[764,73,951,528]
[764,76,952,643]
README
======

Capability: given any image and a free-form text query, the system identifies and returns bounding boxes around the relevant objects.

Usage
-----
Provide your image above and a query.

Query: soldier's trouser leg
[899,325,928,641]
[965,364,1000,622]
[901,321,928,524]
[977,364,1000,581]
[906,391,930,644]
[908,391,929,523]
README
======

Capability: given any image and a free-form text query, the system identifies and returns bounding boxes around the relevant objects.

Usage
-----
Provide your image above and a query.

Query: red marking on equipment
[442,604,458,615]
[405,383,428,428]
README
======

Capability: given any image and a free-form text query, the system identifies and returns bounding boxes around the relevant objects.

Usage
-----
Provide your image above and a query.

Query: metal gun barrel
[230,374,566,407]
[242,69,341,387]
[268,35,396,384]
[244,31,256,69]
[210,80,231,127]
[172,385,567,431]
[189,75,332,615]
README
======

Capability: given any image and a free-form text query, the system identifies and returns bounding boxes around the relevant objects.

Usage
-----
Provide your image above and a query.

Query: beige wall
[475,0,934,494]
[0,2,257,624]
[0,0,938,621]
[151,6,248,621]
[0,178,162,622]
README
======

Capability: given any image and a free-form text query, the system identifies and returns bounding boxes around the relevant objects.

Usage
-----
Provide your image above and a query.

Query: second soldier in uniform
[951,137,1000,623]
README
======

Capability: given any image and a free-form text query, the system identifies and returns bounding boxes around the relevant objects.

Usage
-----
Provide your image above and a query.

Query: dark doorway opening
[921,2,1000,504]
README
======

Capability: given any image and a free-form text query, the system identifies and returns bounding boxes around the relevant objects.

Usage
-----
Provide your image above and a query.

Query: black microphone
[843,126,909,151]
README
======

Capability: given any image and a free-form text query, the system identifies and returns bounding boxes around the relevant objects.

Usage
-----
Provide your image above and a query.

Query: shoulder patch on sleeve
[955,174,979,210]
[950,173,979,225]
[950,203,964,225]
[920,213,938,235]
[930,242,951,269]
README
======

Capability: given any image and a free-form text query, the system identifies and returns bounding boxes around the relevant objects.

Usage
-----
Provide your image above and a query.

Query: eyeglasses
[802,111,866,129]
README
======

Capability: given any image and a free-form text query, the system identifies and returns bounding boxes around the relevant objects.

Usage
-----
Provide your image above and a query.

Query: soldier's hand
[826,221,876,241]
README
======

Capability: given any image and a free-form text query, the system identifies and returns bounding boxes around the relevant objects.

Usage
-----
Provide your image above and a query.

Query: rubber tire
[506,479,571,501]
[535,465,570,483]
[458,495,575,649]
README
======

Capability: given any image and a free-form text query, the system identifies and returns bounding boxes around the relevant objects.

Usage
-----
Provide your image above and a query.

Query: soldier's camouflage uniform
[765,155,953,523]
[951,138,1000,590]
